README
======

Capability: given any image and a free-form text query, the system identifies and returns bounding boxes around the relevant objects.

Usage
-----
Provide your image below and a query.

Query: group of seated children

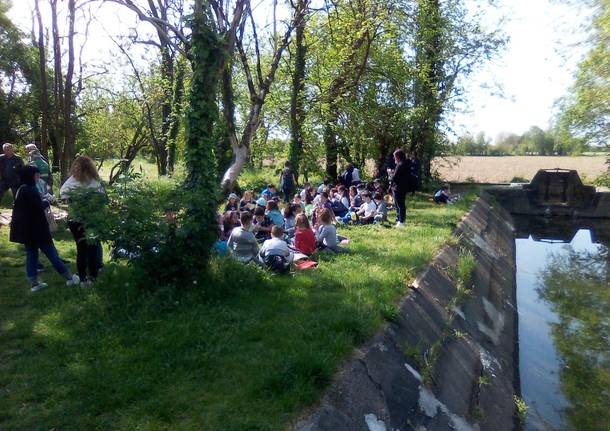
[220,179,395,271]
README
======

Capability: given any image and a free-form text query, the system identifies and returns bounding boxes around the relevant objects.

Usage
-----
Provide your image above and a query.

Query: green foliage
[0,0,38,144]
[174,7,224,278]
[456,248,476,289]
[593,171,610,187]
[557,0,609,148]
[513,395,528,426]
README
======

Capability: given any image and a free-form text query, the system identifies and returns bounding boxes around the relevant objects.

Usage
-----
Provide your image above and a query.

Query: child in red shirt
[293,213,316,255]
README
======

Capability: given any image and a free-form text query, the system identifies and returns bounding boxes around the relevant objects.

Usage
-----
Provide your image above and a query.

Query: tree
[0,0,37,145]
[288,0,309,181]
[557,0,609,148]
[406,0,506,179]
[219,0,307,190]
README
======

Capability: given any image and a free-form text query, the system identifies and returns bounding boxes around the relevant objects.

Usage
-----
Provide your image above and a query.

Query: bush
[593,172,610,188]
[67,172,187,283]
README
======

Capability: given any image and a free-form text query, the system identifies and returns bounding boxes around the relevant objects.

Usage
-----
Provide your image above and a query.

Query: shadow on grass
[0,191,478,430]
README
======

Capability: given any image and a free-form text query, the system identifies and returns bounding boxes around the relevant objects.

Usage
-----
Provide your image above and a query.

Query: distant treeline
[448,126,606,157]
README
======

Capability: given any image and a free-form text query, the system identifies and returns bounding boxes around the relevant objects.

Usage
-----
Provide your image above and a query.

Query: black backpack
[265,255,290,274]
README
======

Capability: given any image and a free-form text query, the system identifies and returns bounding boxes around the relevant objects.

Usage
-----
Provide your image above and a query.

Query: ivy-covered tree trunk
[180,1,223,261]
[289,0,308,182]
[410,0,444,181]
[166,57,186,175]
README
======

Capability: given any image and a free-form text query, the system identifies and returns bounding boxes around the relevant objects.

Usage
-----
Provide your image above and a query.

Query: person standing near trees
[60,156,105,286]
[25,143,53,192]
[389,149,412,228]
[10,165,80,292]
[409,152,421,194]
[280,161,296,203]
[0,143,24,204]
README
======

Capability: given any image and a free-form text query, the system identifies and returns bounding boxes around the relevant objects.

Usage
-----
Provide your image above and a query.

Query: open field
[433,156,608,184]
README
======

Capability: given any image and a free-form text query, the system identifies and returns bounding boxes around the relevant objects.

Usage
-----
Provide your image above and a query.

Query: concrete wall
[293,192,518,431]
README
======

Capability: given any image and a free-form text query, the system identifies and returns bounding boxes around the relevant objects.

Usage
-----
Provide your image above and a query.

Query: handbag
[45,207,57,233]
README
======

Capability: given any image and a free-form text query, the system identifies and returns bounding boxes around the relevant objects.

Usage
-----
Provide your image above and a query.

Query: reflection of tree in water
[538,245,609,431]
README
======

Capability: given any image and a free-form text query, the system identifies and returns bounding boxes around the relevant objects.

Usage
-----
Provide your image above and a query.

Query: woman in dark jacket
[10,166,79,292]
[390,149,412,228]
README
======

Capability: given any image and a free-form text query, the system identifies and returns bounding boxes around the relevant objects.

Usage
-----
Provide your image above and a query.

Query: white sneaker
[395,221,405,228]
[66,274,80,287]
[80,279,92,288]
[31,282,49,292]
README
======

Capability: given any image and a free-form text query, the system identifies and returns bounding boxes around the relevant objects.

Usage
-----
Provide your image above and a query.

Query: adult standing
[0,143,24,204]
[60,156,105,286]
[279,161,297,203]
[390,149,412,228]
[25,143,53,190]
[10,165,80,292]
[409,152,421,194]
[352,164,361,186]
[340,163,353,188]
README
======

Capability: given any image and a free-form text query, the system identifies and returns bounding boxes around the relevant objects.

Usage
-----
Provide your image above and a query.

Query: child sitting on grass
[283,204,300,237]
[433,183,455,204]
[227,211,259,263]
[292,193,305,211]
[240,190,256,212]
[253,207,274,241]
[224,193,239,212]
[356,191,377,224]
[293,213,316,255]
[266,200,284,227]
[316,208,346,253]
[373,192,389,224]
[259,226,293,273]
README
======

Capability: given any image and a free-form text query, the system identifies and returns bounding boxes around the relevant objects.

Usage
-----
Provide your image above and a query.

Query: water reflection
[515,218,609,431]
[538,244,609,431]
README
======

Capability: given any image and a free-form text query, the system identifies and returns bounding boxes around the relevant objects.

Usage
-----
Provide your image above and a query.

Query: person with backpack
[259,226,293,273]
[279,161,296,203]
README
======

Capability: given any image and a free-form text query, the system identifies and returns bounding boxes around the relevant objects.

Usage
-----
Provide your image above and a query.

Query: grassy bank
[0,191,476,430]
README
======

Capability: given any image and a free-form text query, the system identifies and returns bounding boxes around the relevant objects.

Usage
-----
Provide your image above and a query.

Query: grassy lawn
[0,191,476,430]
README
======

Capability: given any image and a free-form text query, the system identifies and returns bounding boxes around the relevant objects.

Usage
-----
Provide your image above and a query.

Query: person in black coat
[0,143,24,204]
[409,152,421,194]
[390,149,412,228]
[10,165,79,292]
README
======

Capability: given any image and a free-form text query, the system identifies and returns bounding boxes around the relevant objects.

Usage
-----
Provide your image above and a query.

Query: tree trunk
[166,57,185,175]
[179,0,224,263]
[50,0,64,177]
[34,0,50,161]
[289,0,308,182]
[60,0,76,181]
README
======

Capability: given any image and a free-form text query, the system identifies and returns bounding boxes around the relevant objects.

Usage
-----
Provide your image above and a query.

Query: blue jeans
[26,242,68,281]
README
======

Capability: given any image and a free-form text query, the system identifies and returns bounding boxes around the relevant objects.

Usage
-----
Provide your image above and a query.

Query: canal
[514,217,609,431]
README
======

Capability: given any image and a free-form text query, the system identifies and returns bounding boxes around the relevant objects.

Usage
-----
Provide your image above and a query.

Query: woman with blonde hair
[60,156,105,286]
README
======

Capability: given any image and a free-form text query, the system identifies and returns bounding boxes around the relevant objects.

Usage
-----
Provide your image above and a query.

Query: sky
[450,0,590,142]
[8,0,591,144]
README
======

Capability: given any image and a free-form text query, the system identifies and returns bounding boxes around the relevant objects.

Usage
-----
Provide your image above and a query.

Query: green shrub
[593,172,610,188]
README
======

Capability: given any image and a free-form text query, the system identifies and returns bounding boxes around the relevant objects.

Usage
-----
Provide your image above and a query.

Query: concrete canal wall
[294,192,519,431]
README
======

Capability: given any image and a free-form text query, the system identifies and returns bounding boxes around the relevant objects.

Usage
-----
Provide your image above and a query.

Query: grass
[0,188,477,430]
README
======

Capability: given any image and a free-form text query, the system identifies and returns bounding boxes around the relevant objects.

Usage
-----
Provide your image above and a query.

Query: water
[515,217,610,431]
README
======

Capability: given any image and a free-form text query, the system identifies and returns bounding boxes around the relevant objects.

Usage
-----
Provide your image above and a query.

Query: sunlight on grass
[0,190,478,430]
